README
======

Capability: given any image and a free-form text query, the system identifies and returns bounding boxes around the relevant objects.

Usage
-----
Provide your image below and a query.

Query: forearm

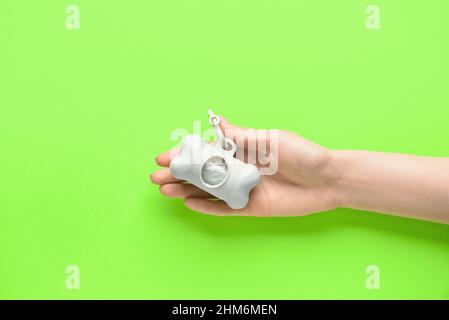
[331,150,449,224]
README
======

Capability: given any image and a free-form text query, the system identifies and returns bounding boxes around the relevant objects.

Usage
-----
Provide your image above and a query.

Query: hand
[150,117,339,216]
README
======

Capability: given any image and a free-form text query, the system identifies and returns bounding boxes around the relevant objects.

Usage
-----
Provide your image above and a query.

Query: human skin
[150,117,449,225]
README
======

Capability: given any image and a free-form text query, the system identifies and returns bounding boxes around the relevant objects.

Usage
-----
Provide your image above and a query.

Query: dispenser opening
[200,156,229,187]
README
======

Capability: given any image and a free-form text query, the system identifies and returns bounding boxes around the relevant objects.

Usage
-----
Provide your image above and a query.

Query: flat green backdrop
[1,0,448,299]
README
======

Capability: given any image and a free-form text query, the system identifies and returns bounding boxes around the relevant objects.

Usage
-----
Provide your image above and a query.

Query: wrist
[326,149,353,209]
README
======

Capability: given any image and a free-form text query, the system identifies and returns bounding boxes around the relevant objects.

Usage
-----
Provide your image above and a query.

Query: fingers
[219,116,275,151]
[150,168,180,185]
[155,149,179,167]
[160,183,211,199]
[151,164,211,198]
[184,197,248,216]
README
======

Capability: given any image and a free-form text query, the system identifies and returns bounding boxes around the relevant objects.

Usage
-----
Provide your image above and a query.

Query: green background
[1,0,448,299]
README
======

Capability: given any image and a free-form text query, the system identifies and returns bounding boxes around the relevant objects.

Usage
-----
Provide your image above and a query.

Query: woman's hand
[151,116,449,224]
[150,117,339,216]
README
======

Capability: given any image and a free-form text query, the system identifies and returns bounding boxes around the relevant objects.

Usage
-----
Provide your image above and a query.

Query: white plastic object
[169,112,260,209]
